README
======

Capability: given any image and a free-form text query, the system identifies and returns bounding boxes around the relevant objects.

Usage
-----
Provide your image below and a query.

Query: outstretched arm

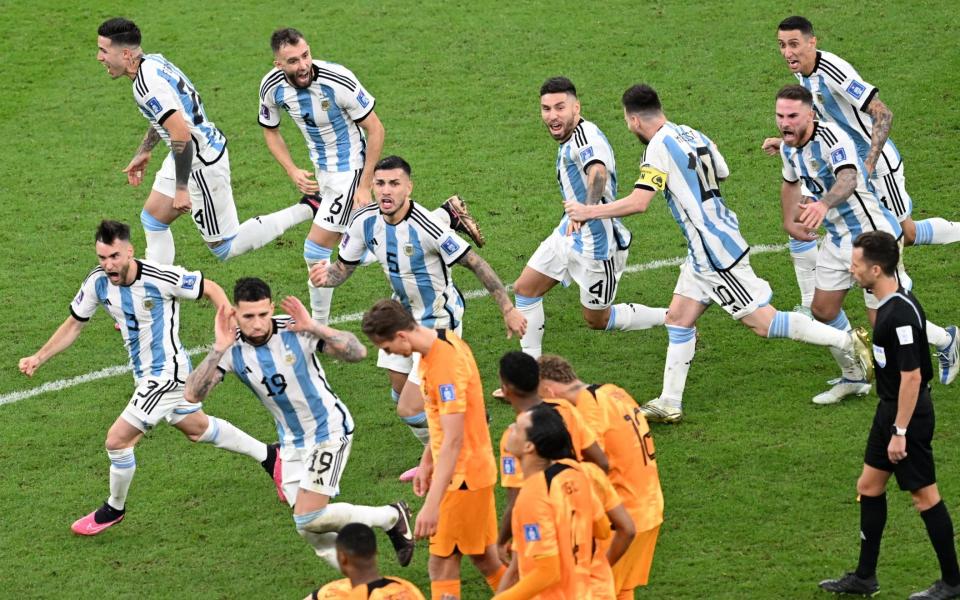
[565,185,656,222]
[184,304,234,403]
[280,296,367,362]
[457,251,526,338]
[123,126,162,187]
[19,316,87,377]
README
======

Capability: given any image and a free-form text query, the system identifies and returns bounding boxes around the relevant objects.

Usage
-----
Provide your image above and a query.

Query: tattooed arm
[185,304,234,403]
[122,126,162,186]
[584,162,609,206]
[798,167,857,230]
[162,111,195,213]
[863,96,893,177]
[457,251,526,338]
[309,260,358,288]
[279,296,367,362]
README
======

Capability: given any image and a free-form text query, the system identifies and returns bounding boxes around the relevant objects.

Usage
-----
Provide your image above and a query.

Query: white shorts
[280,434,353,506]
[871,165,913,223]
[313,169,362,233]
[673,257,772,320]
[377,322,463,386]
[152,149,240,243]
[527,229,627,309]
[120,378,203,433]
[816,237,912,309]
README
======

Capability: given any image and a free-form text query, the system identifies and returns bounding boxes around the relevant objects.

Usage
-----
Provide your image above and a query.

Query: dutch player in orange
[538,355,664,598]
[306,523,425,600]
[579,460,636,600]
[495,351,609,565]
[361,300,504,600]
[495,404,608,599]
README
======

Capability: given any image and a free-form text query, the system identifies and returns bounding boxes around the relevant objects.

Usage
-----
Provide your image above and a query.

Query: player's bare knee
[811,304,839,323]
[206,239,231,262]
[583,309,609,330]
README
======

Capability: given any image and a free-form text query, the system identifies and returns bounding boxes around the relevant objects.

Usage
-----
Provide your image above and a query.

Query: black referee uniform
[864,287,936,490]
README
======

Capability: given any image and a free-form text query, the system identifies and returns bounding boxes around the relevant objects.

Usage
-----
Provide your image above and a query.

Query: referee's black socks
[856,493,887,580]
[921,500,960,586]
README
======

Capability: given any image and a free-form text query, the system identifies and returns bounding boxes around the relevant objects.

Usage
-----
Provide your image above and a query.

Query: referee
[819,231,960,599]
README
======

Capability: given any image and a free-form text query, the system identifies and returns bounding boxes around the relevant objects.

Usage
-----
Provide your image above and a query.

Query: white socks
[927,321,952,350]
[107,447,136,511]
[789,238,818,307]
[767,311,849,349]
[197,416,268,462]
[516,295,545,358]
[660,325,696,409]
[914,218,960,245]
[605,303,667,331]
[224,205,312,260]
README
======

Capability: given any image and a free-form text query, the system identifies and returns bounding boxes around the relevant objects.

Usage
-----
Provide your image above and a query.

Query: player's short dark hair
[374,155,412,176]
[776,84,814,106]
[233,278,272,303]
[361,299,416,341]
[778,16,815,36]
[270,27,304,53]
[525,404,575,461]
[335,523,377,559]
[98,18,141,47]
[853,231,899,277]
[95,220,131,245]
[622,84,662,115]
[540,76,577,98]
[537,355,578,384]
[499,351,540,394]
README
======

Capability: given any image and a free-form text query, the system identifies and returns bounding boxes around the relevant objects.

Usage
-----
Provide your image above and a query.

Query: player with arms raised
[96,18,313,264]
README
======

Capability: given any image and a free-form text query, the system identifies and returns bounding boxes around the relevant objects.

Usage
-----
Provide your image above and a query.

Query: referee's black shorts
[864,391,936,491]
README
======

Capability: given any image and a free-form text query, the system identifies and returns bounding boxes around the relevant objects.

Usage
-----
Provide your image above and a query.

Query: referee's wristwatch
[891,425,907,437]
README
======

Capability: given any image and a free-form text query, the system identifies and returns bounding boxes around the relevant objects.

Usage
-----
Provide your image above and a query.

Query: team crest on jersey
[846,80,866,99]
[579,146,594,162]
[523,524,541,542]
[830,148,847,165]
[182,275,197,290]
[320,98,331,111]
[403,243,415,256]
[439,383,456,402]
[873,344,886,368]
[284,351,296,365]
[440,238,459,255]
[146,97,163,116]
[502,457,516,475]
[356,90,370,108]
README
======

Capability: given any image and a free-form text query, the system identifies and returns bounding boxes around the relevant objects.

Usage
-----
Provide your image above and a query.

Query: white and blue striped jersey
[217,316,354,449]
[70,260,202,382]
[132,54,227,166]
[339,201,469,329]
[781,121,901,246]
[555,119,632,260]
[217,315,353,448]
[796,51,900,176]
[258,61,375,173]
[637,122,748,272]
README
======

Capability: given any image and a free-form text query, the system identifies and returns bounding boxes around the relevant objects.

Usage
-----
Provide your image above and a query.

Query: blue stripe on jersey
[318,84,351,171]
[118,286,143,379]
[294,87,327,171]
[792,146,842,246]
[232,347,288,447]
[594,127,618,196]
[254,344,307,448]
[562,146,589,254]
[95,276,109,304]
[154,70,223,153]
[143,282,167,376]
[662,136,745,268]
[363,214,377,253]
[405,227,439,327]
[384,225,412,312]
[695,132,739,231]
[281,331,331,443]
[663,191,699,269]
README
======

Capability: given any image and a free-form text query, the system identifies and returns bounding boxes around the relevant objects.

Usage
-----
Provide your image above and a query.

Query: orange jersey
[581,462,622,600]
[311,577,426,600]
[418,329,496,491]
[575,385,664,531]
[511,460,604,599]
[498,398,598,488]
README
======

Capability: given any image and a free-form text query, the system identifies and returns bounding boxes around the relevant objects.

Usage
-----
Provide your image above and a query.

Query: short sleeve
[780,147,799,183]
[435,349,470,416]
[337,213,373,265]
[499,445,523,489]
[70,271,102,322]
[576,126,615,175]
[167,266,205,301]
[257,71,282,129]
[435,230,470,266]
[514,487,559,560]
[893,314,925,373]
[216,344,235,375]
[136,64,181,125]
[328,64,376,122]
[826,132,859,176]
[636,140,669,192]
[821,54,878,113]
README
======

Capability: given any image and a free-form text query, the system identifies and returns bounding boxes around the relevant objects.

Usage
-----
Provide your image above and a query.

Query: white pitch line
[2,243,788,407]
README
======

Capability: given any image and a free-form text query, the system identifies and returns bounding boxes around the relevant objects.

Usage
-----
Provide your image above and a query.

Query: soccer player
[494,351,610,566]
[818,231,960,600]
[361,300,505,600]
[494,403,608,600]
[18,220,281,535]
[512,76,667,359]
[312,156,525,479]
[306,523,425,600]
[565,84,872,421]
[96,18,312,264]
[184,279,414,569]
[537,355,661,598]
[776,85,958,402]
[764,16,960,248]
[259,28,485,324]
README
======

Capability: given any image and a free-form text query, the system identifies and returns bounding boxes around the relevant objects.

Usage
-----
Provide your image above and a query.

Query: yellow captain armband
[636,165,667,191]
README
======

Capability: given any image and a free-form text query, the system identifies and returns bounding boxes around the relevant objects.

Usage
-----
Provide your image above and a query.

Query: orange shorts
[430,485,497,557]
[612,524,660,590]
